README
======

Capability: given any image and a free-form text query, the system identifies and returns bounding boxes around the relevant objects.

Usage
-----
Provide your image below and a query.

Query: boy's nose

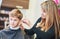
[10,21,14,23]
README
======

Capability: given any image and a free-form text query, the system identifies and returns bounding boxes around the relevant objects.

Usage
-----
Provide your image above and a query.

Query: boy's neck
[9,26,20,30]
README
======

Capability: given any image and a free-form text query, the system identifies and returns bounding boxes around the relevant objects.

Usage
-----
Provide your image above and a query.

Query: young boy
[0,9,24,39]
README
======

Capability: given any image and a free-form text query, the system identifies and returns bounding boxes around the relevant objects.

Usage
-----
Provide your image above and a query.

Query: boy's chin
[9,25,18,28]
[11,26,18,28]
[9,25,20,30]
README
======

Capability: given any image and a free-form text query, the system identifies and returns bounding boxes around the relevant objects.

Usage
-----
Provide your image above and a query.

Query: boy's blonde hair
[9,9,23,20]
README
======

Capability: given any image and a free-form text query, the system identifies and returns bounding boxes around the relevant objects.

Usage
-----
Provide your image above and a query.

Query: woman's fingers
[22,19,31,26]
[19,24,25,30]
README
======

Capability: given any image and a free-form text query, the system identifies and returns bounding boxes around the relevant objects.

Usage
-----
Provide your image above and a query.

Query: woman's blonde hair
[9,9,23,20]
[37,0,60,39]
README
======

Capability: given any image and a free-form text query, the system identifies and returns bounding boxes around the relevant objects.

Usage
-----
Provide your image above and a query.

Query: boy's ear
[18,20,22,26]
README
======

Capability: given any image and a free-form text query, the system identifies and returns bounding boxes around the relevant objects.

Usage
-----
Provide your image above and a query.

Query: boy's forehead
[9,16,19,20]
[9,16,16,18]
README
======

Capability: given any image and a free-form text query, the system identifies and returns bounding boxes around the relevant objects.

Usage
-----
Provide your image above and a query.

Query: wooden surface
[2,0,29,9]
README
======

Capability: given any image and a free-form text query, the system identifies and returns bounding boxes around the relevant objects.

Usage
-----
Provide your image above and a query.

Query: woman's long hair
[36,0,60,39]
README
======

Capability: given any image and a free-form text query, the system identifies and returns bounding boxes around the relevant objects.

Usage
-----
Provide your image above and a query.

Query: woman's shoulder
[37,17,41,21]
[35,17,41,24]
[32,17,42,28]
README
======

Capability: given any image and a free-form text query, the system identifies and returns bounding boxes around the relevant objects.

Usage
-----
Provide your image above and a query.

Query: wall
[0,0,2,8]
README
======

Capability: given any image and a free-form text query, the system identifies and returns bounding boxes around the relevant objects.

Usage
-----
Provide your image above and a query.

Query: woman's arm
[24,17,41,36]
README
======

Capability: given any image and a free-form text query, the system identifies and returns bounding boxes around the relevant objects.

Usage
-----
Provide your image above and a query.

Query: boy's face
[9,16,21,28]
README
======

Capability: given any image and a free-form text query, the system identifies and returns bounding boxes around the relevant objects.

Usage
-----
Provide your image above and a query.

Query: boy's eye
[10,19,12,20]
[14,19,17,21]
[10,19,12,21]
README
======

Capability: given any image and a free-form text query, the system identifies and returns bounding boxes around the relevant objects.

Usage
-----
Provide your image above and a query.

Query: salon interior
[0,0,60,39]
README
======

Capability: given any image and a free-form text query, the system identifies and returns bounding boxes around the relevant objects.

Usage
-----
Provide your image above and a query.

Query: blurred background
[0,0,60,39]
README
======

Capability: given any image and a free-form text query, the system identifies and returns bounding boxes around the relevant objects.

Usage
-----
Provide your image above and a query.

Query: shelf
[0,25,4,30]
[0,13,9,15]
[0,21,4,25]
[0,20,5,22]
[0,13,9,17]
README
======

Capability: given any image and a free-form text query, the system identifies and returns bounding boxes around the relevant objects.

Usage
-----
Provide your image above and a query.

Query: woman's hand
[19,24,25,30]
[19,19,31,30]
[22,19,31,26]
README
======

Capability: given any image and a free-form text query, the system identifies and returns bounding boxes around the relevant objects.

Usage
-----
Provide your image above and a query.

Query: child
[0,9,24,39]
